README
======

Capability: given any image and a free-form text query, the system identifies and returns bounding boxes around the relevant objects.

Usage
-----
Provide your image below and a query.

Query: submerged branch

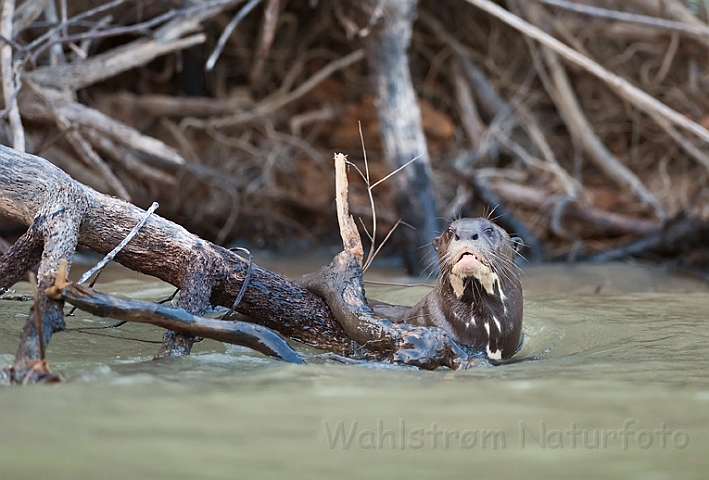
[50,280,304,364]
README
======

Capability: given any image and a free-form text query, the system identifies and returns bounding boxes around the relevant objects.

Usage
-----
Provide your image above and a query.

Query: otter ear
[432,235,441,253]
[510,236,524,253]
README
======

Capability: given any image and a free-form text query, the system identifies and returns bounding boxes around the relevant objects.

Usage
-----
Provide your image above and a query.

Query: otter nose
[455,228,479,241]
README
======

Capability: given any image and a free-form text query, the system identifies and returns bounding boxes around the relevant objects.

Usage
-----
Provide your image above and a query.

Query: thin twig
[22,0,126,54]
[357,217,374,243]
[535,0,709,37]
[650,113,709,171]
[27,5,176,62]
[221,247,254,319]
[77,202,159,284]
[363,220,412,272]
[206,0,262,71]
[66,327,163,344]
[358,122,378,271]
[198,49,365,129]
[258,48,363,112]
[347,128,423,271]
[250,0,280,83]
[157,289,181,305]
[25,0,233,64]
[369,155,422,190]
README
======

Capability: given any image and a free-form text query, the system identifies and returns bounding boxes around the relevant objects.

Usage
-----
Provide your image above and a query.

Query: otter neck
[437,269,514,360]
[439,270,507,311]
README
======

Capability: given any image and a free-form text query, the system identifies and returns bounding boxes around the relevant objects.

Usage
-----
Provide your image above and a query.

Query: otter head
[433,218,522,300]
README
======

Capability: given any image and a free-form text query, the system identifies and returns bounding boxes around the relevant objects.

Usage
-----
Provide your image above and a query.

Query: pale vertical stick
[333,153,364,266]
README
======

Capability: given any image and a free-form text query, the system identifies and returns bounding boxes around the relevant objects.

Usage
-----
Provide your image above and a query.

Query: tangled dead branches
[2,0,709,267]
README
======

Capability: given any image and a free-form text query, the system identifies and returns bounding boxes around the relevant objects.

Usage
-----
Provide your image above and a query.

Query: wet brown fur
[376,218,523,359]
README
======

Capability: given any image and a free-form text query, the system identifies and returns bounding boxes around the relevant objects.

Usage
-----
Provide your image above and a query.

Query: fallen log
[0,146,473,382]
[0,145,351,382]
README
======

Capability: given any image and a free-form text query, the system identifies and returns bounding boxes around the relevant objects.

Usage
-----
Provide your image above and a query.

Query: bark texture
[0,146,353,381]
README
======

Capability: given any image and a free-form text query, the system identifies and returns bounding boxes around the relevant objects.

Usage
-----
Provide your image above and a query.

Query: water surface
[1,260,707,479]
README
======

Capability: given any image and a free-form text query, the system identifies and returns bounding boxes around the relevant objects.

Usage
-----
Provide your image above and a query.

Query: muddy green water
[1,261,708,479]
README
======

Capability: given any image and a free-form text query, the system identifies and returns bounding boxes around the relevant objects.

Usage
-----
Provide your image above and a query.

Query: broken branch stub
[333,153,364,265]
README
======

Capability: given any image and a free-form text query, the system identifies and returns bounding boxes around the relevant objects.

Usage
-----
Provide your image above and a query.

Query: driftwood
[0,145,352,382]
[44,264,303,365]
[0,146,475,383]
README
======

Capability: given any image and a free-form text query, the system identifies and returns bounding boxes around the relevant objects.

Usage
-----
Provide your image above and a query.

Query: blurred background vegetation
[2,0,709,277]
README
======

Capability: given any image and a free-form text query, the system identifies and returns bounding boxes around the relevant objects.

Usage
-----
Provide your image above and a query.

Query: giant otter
[371,218,524,360]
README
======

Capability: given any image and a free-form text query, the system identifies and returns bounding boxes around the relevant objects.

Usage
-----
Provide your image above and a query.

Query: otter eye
[484,227,494,236]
